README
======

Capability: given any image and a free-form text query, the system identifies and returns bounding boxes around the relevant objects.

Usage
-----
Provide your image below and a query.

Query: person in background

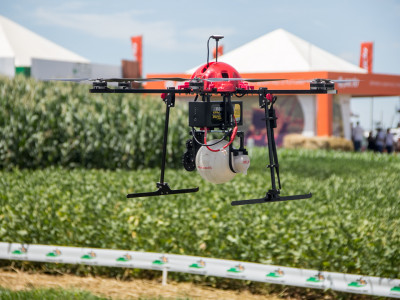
[375,128,385,153]
[385,128,394,154]
[367,131,375,151]
[350,122,354,148]
[352,122,364,152]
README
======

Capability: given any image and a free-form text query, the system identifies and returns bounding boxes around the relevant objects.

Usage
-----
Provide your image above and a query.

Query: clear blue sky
[2,0,400,130]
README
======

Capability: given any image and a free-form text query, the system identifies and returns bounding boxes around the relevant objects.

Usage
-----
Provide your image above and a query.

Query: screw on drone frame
[126,87,199,198]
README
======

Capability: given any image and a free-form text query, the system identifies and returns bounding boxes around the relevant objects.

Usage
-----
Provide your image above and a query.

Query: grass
[0,148,399,281]
[0,287,108,300]
[0,287,194,300]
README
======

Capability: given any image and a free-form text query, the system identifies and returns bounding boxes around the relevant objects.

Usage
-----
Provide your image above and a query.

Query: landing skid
[127,183,199,198]
[231,191,312,206]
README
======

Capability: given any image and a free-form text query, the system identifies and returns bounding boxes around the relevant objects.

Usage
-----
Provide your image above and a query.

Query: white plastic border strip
[0,242,399,298]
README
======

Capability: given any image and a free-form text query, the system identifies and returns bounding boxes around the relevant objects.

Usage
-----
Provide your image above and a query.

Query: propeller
[102,77,190,82]
[46,77,359,85]
[45,78,93,82]
[45,77,190,82]
[204,78,286,82]
[90,77,287,83]
[292,78,360,83]
[47,77,287,83]
[328,79,360,83]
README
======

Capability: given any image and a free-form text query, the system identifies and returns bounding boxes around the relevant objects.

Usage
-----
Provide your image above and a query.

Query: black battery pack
[188,101,243,128]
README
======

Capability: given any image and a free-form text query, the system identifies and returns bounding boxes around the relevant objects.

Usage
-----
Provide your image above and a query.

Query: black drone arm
[90,86,336,95]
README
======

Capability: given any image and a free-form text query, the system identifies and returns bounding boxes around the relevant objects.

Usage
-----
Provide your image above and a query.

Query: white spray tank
[195,139,250,184]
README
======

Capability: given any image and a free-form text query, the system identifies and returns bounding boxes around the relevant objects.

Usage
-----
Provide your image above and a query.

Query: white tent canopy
[0,15,121,79]
[187,29,366,74]
[0,15,89,67]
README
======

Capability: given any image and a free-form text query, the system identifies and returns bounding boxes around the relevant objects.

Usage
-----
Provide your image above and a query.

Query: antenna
[210,35,224,41]
[207,35,224,67]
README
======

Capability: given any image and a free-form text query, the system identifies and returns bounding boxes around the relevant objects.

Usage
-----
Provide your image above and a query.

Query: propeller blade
[205,78,286,82]
[149,77,190,82]
[330,79,360,83]
[242,78,287,82]
[293,79,360,83]
[45,78,92,82]
[48,77,192,83]
[100,77,190,82]
[47,77,288,84]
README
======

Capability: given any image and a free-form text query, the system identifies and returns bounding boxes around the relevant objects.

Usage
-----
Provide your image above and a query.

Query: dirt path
[0,270,281,300]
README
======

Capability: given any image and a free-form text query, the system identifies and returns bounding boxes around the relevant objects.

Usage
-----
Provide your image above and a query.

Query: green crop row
[0,75,188,169]
[0,287,107,300]
[1,149,399,280]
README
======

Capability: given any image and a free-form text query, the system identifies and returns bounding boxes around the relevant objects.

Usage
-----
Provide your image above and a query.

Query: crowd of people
[352,121,398,153]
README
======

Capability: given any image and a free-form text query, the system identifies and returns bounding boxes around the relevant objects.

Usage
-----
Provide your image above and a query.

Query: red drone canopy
[185,62,253,92]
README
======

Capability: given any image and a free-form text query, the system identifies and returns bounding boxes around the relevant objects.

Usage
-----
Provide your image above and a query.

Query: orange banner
[131,36,143,76]
[213,45,224,59]
[359,42,373,73]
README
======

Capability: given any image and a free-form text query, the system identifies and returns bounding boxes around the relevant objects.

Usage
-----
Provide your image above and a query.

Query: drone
[59,35,340,206]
